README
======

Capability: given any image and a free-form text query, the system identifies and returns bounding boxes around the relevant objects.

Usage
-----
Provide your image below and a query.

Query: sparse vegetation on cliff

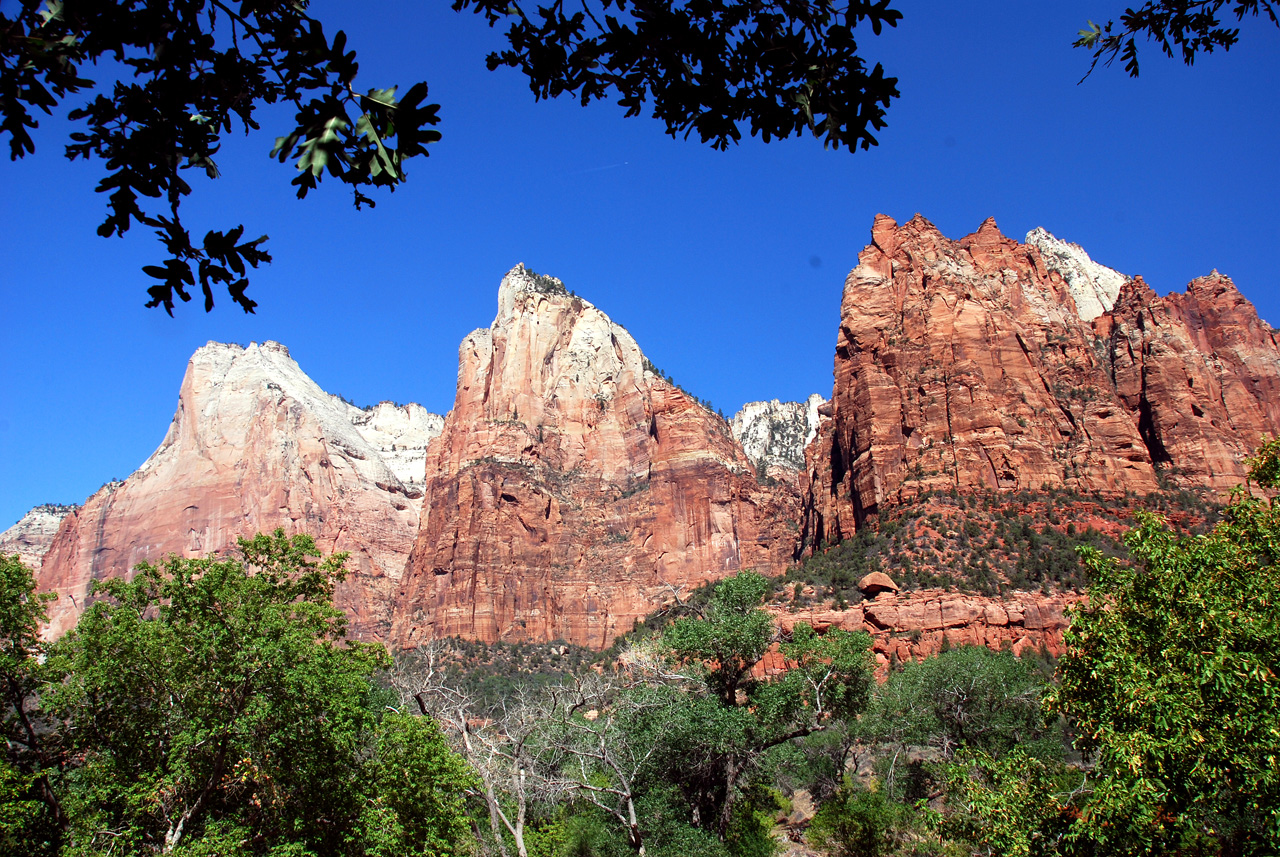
[784,487,1220,605]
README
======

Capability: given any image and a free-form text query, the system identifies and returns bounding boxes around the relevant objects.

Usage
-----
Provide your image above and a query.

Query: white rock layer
[731,394,826,473]
[0,504,79,570]
[1025,227,1128,322]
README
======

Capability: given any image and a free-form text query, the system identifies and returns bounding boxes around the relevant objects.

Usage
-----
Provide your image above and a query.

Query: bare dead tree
[392,642,558,857]
[533,671,671,855]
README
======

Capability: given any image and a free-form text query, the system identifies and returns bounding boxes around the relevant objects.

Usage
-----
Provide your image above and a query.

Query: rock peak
[1025,227,1128,321]
[37,340,443,640]
[497,264,587,327]
[393,268,800,649]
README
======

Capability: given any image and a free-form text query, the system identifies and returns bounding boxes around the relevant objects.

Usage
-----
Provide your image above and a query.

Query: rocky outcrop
[766,589,1081,676]
[37,342,443,640]
[731,395,825,481]
[1,504,78,570]
[1098,273,1280,491]
[802,215,1280,549]
[391,266,800,649]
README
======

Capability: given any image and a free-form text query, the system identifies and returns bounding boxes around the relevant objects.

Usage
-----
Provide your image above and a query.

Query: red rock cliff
[802,215,1280,548]
[37,342,441,640]
[391,266,799,649]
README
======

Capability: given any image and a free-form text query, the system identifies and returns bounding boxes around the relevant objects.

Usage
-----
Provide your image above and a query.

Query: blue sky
[1,1,1277,528]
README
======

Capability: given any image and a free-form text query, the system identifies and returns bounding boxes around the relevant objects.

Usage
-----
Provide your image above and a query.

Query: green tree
[43,530,396,855]
[933,749,1082,857]
[1051,463,1280,854]
[940,440,1280,856]
[359,713,480,857]
[0,0,901,313]
[0,554,63,854]
[658,570,874,839]
[862,645,1056,766]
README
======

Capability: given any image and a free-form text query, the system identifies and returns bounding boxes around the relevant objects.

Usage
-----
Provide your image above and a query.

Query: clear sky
[1,1,1277,529]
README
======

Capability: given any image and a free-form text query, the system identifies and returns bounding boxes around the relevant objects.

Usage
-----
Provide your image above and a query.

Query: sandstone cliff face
[802,216,1280,549]
[731,395,825,481]
[392,266,800,649]
[38,342,443,640]
[1,504,78,570]
[1098,273,1280,491]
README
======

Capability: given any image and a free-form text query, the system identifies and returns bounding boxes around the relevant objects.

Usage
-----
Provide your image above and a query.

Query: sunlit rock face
[731,395,825,482]
[1,504,78,571]
[37,341,442,640]
[392,265,801,649]
[801,215,1280,550]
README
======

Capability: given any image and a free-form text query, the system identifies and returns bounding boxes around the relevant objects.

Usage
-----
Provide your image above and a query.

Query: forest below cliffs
[3,444,1279,857]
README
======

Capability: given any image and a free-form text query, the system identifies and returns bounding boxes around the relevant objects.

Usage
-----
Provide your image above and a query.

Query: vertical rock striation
[802,215,1280,550]
[37,342,443,640]
[391,266,800,649]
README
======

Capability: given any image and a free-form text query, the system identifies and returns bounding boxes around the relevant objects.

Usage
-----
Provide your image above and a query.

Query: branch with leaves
[1075,0,1277,79]
[0,0,440,313]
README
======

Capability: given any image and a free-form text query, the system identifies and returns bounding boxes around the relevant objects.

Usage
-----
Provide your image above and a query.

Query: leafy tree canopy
[943,441,1280,856]
[1050,465,1280,854]
[861,644,1056,762]
[0,553,62,855]
[0,0,901,314]
[25,530,478,857]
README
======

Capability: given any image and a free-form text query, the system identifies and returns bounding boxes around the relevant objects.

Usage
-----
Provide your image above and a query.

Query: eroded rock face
[731,395,825,481]
[37,342,443,640]
[802,215,1280,549]
[1,504,78,570]
[1098,273,1280,491]
[766,590,1081,677]
[392,265,800,649]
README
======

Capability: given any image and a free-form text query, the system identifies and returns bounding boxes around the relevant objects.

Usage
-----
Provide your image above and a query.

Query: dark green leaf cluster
[456,0,902,152]
[1,0,440,313]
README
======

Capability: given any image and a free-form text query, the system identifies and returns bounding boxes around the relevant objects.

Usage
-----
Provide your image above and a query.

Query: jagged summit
[801,214,1280,550]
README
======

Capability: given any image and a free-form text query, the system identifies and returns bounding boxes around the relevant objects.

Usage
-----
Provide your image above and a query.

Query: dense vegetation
[2,446,1277,855]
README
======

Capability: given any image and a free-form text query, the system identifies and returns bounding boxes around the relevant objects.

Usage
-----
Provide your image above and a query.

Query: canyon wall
[391,266,801,649]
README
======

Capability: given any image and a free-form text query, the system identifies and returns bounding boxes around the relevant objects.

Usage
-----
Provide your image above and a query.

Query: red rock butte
[389,265,799,649]
[801,214,1280,551]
